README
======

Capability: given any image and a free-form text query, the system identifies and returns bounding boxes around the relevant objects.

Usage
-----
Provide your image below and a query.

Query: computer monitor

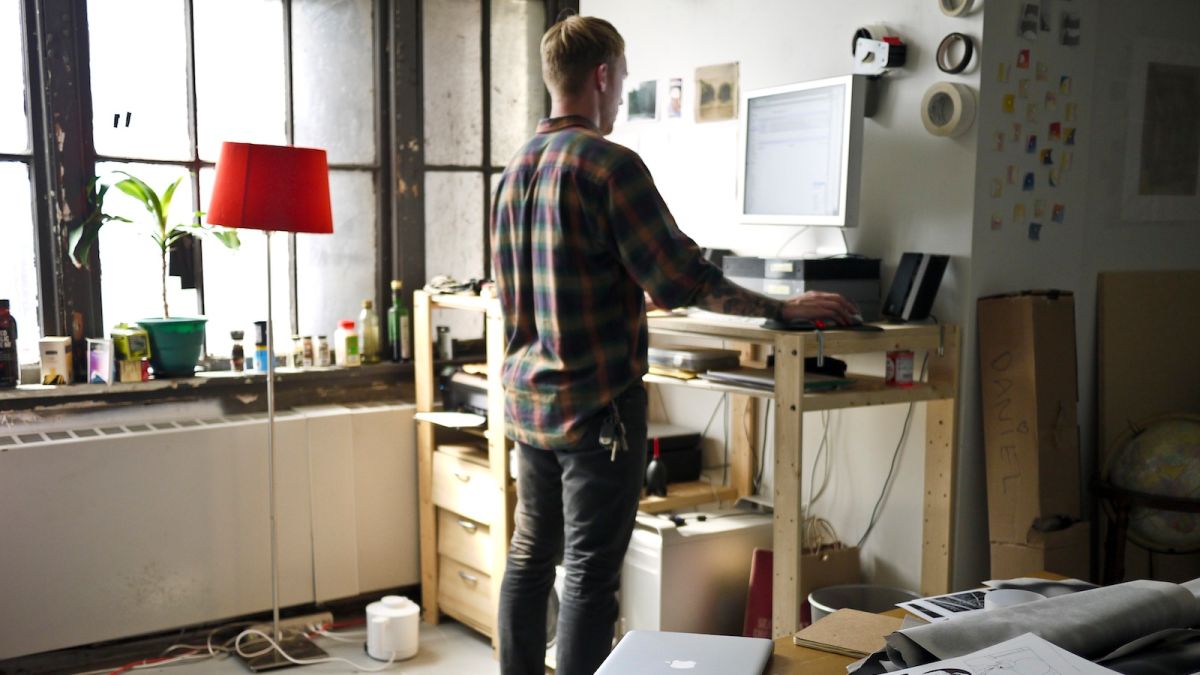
[739,75,866,227]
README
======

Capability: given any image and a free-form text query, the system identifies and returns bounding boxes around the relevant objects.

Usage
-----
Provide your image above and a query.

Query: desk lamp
[206,141,333,670]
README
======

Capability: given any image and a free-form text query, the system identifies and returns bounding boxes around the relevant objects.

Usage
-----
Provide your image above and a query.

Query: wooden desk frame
[646,316,960,637]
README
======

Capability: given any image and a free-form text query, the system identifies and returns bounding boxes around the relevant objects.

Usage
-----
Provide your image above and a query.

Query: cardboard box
[990,521,1090,581]
[38,336,72,385]
[743,545,862,636]
[978,291,1081,544]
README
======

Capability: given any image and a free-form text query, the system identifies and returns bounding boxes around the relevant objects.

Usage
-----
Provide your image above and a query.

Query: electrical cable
[804,410,835,548]
[234,628,397,672]
[754,401,772,493]
[856,353,930,549]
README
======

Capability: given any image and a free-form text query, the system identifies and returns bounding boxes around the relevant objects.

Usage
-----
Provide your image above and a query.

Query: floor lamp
[207,142,334,671]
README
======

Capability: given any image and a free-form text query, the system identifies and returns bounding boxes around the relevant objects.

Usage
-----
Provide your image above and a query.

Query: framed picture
[1121,39,1200,221]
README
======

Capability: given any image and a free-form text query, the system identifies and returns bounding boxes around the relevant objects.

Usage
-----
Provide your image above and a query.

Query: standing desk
[645,316,961,638]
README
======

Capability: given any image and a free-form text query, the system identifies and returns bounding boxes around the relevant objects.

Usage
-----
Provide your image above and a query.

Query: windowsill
[0,361,415,412]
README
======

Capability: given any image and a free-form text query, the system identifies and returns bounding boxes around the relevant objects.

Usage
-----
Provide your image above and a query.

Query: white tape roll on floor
[921,82,976,137]
[939,0,974,17]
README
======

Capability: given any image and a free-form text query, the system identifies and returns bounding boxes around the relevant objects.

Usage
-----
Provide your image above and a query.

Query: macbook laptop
[596,630,773,675]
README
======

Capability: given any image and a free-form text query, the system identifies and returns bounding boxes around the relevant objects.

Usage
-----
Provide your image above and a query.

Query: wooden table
[766,609,908,675]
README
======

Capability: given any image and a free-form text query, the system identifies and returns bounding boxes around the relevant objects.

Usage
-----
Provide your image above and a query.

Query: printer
[723,256,882,321]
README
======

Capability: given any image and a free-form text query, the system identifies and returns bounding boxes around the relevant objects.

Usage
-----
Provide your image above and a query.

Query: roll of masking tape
[851,24,891,54]
[921,82,976,137]
[939,0,974,17]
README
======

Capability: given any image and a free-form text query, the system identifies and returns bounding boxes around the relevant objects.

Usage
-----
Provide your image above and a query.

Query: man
[490,15,858,675]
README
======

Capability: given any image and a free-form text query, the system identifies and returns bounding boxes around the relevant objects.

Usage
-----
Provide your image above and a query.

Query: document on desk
[889,633,1116,674]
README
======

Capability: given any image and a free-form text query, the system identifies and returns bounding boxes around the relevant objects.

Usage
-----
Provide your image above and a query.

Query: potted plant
[70,172,240,377]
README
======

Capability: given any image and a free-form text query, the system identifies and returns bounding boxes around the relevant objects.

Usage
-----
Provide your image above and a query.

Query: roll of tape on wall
[851,24,890,54]
[939,0,974,17]
[921,82,977,137]
[936,32,975,74]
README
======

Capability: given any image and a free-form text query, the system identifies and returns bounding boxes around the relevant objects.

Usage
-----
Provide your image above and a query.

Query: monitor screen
[739,75,864,227]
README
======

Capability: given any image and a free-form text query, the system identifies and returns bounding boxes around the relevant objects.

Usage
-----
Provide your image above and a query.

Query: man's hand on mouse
[780,291,859,325]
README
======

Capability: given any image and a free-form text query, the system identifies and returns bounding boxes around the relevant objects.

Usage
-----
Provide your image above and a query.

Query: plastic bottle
[230,330,245,371]
[335,320,361,367]
[359,299,381,364]
[0,299,18,388]
[387,280,411,362]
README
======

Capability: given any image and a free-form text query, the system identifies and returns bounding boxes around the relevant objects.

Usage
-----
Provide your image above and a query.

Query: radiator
[0,402,418,660]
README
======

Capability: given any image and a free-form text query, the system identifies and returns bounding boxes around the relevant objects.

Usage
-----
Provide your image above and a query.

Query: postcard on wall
[667,77,683,118]
[627,80,658,121]
[695,62,738,122]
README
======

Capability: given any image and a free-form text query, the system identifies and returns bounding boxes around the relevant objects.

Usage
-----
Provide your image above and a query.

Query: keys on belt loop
[599,401,628,462]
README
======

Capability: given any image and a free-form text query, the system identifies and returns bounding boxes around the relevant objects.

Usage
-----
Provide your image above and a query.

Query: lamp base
[241,633,329,671]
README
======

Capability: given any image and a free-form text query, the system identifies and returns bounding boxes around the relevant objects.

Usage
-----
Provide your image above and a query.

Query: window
[86,0,378,358]
[423,0,545,338]
[0,0,39,364]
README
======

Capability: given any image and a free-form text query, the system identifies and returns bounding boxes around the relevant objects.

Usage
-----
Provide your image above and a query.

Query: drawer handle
[453,471,472,483]
[457,519,478,533]
[458,570,479,585]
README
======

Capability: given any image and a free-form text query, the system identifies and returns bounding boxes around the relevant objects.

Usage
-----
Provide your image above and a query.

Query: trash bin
[808,584,920,623]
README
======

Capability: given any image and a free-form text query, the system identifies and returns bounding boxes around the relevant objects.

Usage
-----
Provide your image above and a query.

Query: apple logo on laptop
[666,660,697,670]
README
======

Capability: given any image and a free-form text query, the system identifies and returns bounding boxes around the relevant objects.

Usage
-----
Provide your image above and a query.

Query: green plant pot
[137,317,207,377]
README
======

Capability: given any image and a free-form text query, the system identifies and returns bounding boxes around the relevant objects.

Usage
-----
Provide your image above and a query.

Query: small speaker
[883,253,949,321]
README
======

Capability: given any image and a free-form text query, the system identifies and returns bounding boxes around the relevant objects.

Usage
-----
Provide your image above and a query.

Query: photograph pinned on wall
[1019,78,1031,98]
[1026,134,1038,154]
[994,131,1006,152]
[627,79,658,121]
[1052,203,1066,223]
[1003,94,1016,113]
[991,213,1004,230]
[1026,102,1039,122]
[1007,165,1018,185]
[1036,61,1049,82]
[1061,150,1073,170]
[1018,4,1039,40]
[1045,91,1058,111]
[695,62,738,122]
[1012,122,1023,142]
[1041,148,1054,165]
[1065,102,1077,122]
[1049,167,1061,187]
[1029,221,1042,241]
[1039,0,1052,32]
[998,62,1010,82]
[1060,12,1082,46]
[667,77,683,118]
[1065,127,1076,145]
[1017,48,1031,68]
[1120,39,1200,221]
[1034,199,1047,218]
[1050,121,1062,141]
[1024,172,1036,191]
[1060,75,1072,95]
[1014,202,1027,222]
[992,178,1004,198]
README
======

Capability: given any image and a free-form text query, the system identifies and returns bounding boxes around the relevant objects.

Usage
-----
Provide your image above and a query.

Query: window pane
[96,162,199,325]
[489,0,544,166]
[0,0,28,154]
[424,0,482,165]
[194,0,287,161]
[199,168,293,359]
[87,0,190,160]
[296,170,377,344]
[426,171,484,338]
[0,162,40,364]
[293,0,376,165]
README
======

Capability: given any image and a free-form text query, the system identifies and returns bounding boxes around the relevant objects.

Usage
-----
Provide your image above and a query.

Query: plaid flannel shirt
[491,116,723,450]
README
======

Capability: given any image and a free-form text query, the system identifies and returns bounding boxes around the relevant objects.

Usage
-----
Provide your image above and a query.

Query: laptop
[698,367,853,392]
[596,630,773,675]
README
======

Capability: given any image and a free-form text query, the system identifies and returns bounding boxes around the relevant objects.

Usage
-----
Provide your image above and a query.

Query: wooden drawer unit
[438,508,493,572]
[437,556,493,635]
[432,445,497,526]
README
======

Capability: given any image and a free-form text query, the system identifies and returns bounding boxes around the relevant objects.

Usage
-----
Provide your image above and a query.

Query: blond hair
[540,16,625,97]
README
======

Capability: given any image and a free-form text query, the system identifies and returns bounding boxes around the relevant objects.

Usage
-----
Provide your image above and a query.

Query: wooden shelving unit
[416,295,960,643]
[645,314,961,639]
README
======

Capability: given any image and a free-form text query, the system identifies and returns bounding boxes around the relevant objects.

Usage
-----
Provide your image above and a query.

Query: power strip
[247,611,334,639]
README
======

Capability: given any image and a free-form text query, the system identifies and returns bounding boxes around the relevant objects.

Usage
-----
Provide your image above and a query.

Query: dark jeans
[498,385,647,675]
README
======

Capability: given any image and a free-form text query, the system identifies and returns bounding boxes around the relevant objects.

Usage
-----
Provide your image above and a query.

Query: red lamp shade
[206,142,333,234]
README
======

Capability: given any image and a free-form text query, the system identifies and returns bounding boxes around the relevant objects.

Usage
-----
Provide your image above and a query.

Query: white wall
[583,0,983,591]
